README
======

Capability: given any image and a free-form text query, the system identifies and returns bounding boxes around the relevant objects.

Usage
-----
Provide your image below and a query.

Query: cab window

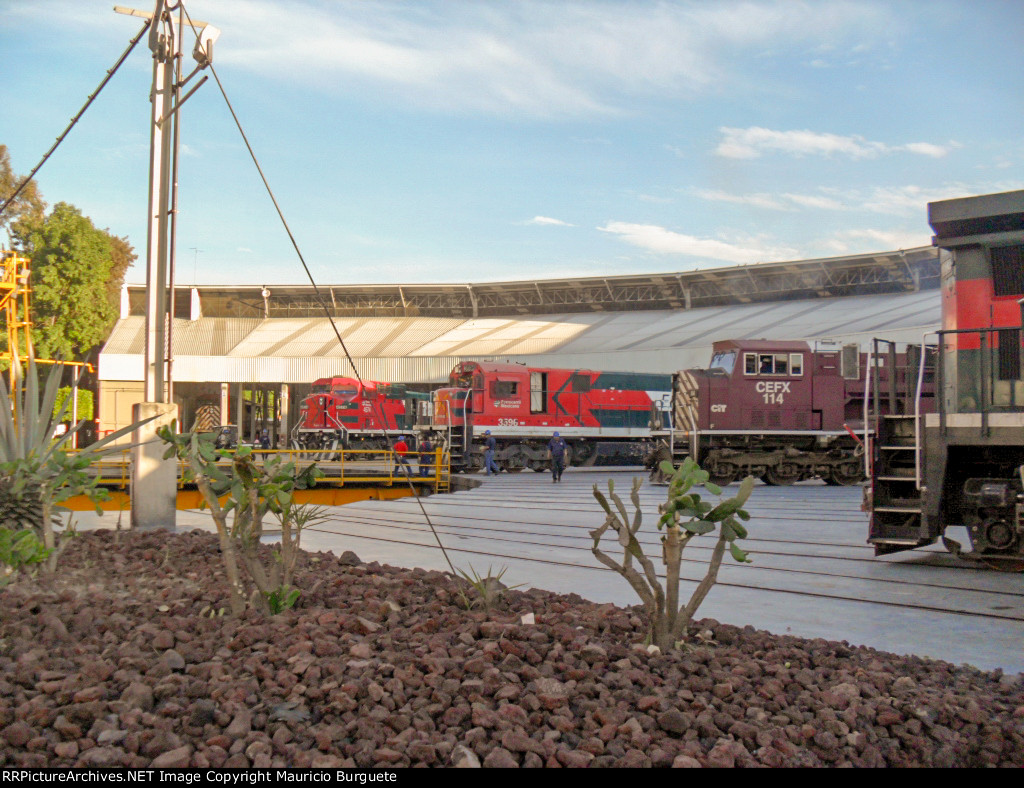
[491,381,518,398]
[709,351,737,374]
[745,352,802,376]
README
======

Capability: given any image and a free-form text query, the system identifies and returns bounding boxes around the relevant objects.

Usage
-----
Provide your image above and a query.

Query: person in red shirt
[392,436,412,474]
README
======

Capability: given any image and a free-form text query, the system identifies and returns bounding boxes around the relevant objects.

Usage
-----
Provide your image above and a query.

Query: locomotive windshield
[332,385,359,401]
[709,350,737,374]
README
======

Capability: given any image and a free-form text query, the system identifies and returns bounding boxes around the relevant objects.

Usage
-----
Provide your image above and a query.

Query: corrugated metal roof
[99,289,940,382]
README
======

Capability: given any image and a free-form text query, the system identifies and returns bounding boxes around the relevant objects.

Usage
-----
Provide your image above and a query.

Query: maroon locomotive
[432,361,671,472]
[663,338,930,486]
[868,189,1024,570]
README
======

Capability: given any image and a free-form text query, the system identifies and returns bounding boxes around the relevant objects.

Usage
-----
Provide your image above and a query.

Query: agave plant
[0,355,151,574]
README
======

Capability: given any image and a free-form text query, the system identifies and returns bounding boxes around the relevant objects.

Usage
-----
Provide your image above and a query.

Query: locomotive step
[876,475,918,481]
[868,537,928,546]
[873,506,922,513]
[880,444,918,450]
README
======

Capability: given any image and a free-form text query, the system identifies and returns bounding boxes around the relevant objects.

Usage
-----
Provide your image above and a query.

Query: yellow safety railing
[70,446,452,492]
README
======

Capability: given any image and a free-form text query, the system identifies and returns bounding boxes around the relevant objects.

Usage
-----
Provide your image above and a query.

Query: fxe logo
[755,380,790,405]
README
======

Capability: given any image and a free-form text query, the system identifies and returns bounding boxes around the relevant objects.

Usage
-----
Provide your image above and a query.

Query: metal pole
[132,0,178,531]
[71,373,79,450]
[143,0,172,403]
[165,4,184,407]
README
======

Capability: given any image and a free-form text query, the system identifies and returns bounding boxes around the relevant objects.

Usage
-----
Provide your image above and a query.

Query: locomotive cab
[685,340,814,432]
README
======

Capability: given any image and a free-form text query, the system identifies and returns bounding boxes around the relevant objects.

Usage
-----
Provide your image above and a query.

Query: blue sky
[1,0,1022,286]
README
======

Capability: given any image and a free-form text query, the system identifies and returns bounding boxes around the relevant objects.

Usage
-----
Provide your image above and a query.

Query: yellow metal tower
[0,250,33,388]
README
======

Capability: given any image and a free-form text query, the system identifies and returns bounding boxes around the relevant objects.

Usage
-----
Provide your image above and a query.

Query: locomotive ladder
[866,340,934,553]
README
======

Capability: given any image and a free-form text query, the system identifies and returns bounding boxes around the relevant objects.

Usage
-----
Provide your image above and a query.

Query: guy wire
[0,21,152,219]
[178,3,461,578]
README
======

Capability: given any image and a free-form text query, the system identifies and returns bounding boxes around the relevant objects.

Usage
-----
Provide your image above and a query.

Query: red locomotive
[293,376,427,452]
[432,361,672,472]
[868,189,1024,570]
[662,339,931,486]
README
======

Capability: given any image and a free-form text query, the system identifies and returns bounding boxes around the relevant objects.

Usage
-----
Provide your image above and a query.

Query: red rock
[54,742,79,760]
[876,708,902,726]
[3,722,33,748]
[556,748,594,768]
[483,747,519,768]
[151,746,192,768]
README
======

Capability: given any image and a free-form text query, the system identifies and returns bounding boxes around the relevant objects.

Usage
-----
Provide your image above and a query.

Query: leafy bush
[0,526,52,584]
[592,457,753,651]
[52,387,93,421]
[159,428,324,615]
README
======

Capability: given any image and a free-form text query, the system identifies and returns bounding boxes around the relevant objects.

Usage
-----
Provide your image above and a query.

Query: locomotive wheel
[572,442,596,466]
[706,466,738,486]
[762,463,800,486]
[505,447,527,473]
[827,462,864,486]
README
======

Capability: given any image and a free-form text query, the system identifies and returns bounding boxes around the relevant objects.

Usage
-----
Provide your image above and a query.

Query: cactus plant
[159,428,324,615]
[592,457,753,651]
[0,356,152,574]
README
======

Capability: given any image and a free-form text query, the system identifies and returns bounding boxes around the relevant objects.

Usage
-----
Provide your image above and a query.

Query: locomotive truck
[659,338,933,486]
[867,189,1024,570]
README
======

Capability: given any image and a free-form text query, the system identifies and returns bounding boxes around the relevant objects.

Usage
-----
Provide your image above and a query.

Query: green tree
[0,144,46,247]
[20,202,126,360]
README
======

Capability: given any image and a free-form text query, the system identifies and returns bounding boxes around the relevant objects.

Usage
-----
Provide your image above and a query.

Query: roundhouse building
[98,247,941,445]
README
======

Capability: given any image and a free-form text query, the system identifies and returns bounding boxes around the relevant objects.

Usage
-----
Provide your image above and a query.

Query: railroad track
[289,470,1024,672]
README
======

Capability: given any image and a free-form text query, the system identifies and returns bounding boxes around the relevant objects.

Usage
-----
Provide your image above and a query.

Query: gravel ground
[0,528,1022,768]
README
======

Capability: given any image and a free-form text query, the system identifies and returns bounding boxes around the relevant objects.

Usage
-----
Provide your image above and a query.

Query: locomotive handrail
[931,324,1024,427]
[914,333,938,490]
[863,343,874,480]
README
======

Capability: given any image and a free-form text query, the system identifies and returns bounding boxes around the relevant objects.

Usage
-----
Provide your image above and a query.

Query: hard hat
[553,431,560,436]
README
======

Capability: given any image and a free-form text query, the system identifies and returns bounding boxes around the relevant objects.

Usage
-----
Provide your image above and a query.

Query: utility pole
[116,0,219,530]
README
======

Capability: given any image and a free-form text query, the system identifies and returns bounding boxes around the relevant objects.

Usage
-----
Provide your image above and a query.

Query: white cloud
[715,126,955,160]
[527,216,574,227]
[130,0,893,118]
[781,192,844,210]
[822,228,932,254]
[695,189,790,210]
[859,184,974,215]
[899,141,955,158]
[598,221,797,264]
[696,188,842,211]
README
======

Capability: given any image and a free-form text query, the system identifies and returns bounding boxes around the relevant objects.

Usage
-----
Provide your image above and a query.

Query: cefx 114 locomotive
[867,189,1024,570]
[657,339,933,486]
[293,376,429,453]
[432,361,671,472]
